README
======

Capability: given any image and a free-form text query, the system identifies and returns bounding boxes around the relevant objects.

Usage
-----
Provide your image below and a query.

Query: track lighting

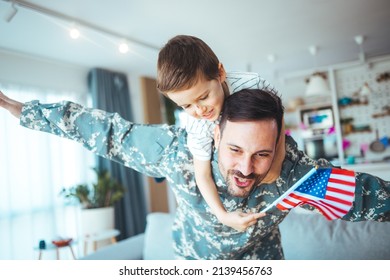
[4,1,18,23]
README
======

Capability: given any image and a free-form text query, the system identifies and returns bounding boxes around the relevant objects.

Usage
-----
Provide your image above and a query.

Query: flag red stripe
[320,200,350,214]
[281,198,299,207]
[324,194,353,205]
[307,200,347,220]
[328,177,355,186]
[331,168,355,176]
[289,193,311,203]
[276,204,289,211]
[326,186,355,196]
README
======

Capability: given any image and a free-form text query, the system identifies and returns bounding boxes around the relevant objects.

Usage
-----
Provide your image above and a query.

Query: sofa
[80,208,390,260]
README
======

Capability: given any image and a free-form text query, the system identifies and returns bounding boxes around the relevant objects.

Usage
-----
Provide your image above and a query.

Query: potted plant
[60,167,125,209]
[60,168,125,249]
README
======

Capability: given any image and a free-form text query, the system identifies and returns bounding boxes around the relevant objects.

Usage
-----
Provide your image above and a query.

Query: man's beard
[223,169,263,198]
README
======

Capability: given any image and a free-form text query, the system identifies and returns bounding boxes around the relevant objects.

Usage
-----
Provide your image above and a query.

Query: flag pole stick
[260,166,318,213]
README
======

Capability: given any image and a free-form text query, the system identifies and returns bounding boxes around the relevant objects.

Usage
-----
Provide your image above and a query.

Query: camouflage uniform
[20,100,390,259]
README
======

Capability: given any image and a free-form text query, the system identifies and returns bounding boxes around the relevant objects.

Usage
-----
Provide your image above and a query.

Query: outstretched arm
[2,90,179,179]
[0,90,23,118]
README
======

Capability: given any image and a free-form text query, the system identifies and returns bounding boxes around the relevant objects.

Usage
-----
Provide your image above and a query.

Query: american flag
[261,167,356,220]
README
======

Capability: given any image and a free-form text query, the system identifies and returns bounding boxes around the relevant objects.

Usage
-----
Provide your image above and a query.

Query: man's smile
[233,175,253,188]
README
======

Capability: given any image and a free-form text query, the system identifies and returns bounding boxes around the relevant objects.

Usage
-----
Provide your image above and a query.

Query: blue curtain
[87,68,147,240]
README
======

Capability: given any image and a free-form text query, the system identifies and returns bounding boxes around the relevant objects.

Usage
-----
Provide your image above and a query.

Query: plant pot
[78,206,115,254]
[80,206,114,233]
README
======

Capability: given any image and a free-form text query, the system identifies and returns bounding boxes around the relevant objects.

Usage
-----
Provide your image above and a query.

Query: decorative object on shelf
[372,105,390,118]
[305,45,330,96]
[286,97,305,112]
[342,139,351,151]
[60,168,125,209]
[38,240,46,250]
[52,238,73,247]
[36,238,76,260]
[306,72,330,96]
[360,143,369,158]
[360,82,371,95]
[376,72,390,83]
[338,95,368,107]
[369,129,386,153]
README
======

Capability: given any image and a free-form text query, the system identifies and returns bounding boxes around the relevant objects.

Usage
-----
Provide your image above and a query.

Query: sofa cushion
[279,208,390,260]
[143,212,175,260]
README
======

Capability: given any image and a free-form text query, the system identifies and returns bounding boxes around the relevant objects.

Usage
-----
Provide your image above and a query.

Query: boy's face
[166,68,226,121]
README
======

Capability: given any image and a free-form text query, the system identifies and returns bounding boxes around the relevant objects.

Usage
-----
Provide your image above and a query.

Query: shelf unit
[281,54,390,167]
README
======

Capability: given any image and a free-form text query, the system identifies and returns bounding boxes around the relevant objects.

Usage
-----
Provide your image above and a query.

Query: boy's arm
[194,158,264,231]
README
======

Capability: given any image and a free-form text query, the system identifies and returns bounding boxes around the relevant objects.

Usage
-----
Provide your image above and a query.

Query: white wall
[0,48,152,211]
[0,48,146,120]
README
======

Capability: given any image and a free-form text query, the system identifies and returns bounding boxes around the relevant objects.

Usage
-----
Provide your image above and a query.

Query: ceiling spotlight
[69,26,80,39]
[5,2,18,23]
[118,41,129,54]
[267,54,276,63]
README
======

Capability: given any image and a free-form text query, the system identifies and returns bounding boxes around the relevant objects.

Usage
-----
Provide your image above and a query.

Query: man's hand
[0,90,23,118]
[217,211,266,232]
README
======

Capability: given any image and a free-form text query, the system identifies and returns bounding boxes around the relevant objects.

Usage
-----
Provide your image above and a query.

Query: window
[0,84,95,259]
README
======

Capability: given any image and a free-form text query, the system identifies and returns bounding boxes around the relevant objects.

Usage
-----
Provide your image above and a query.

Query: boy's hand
[0,90,23,118]
[217,211,265,232]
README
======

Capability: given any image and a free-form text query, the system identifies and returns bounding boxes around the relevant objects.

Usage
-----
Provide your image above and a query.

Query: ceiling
[1,0,390,80]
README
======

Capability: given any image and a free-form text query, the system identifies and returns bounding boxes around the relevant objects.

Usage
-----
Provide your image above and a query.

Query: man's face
[215,120,278,198]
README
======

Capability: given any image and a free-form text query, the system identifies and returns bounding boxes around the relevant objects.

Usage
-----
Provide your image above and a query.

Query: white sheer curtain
[0,83,95,259]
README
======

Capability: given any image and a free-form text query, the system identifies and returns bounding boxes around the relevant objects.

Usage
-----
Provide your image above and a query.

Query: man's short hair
[157,35,220,95]
[219,88,284,140]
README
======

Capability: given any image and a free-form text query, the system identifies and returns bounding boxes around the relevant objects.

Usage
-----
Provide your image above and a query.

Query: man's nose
[238,156,254,176]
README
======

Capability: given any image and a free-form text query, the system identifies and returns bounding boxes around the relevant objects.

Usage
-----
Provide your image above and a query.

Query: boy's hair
[219,89,285,141]
[157,35,220,95]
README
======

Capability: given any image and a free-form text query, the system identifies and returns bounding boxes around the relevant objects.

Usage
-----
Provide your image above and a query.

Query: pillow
[143,212,175,260]
[279,208,390,260]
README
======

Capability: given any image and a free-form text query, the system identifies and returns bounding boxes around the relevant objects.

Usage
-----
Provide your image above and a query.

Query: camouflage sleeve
[19,100,177,177]
[343,172,390,222]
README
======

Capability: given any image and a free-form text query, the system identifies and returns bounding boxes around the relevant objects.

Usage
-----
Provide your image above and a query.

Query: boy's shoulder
[226,71,277,95]
[226,71,261,79]
[226,71,263,93]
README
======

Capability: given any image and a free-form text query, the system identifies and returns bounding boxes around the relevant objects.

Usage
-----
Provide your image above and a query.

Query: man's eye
[229,147,239,153]
[256,153,269,158]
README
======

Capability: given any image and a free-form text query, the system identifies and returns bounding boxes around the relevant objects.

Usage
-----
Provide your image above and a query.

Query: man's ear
[218,63,226,83]
[214,124,221,148]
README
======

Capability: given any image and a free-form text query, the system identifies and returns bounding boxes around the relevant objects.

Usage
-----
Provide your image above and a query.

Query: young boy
[157,35,285,231]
